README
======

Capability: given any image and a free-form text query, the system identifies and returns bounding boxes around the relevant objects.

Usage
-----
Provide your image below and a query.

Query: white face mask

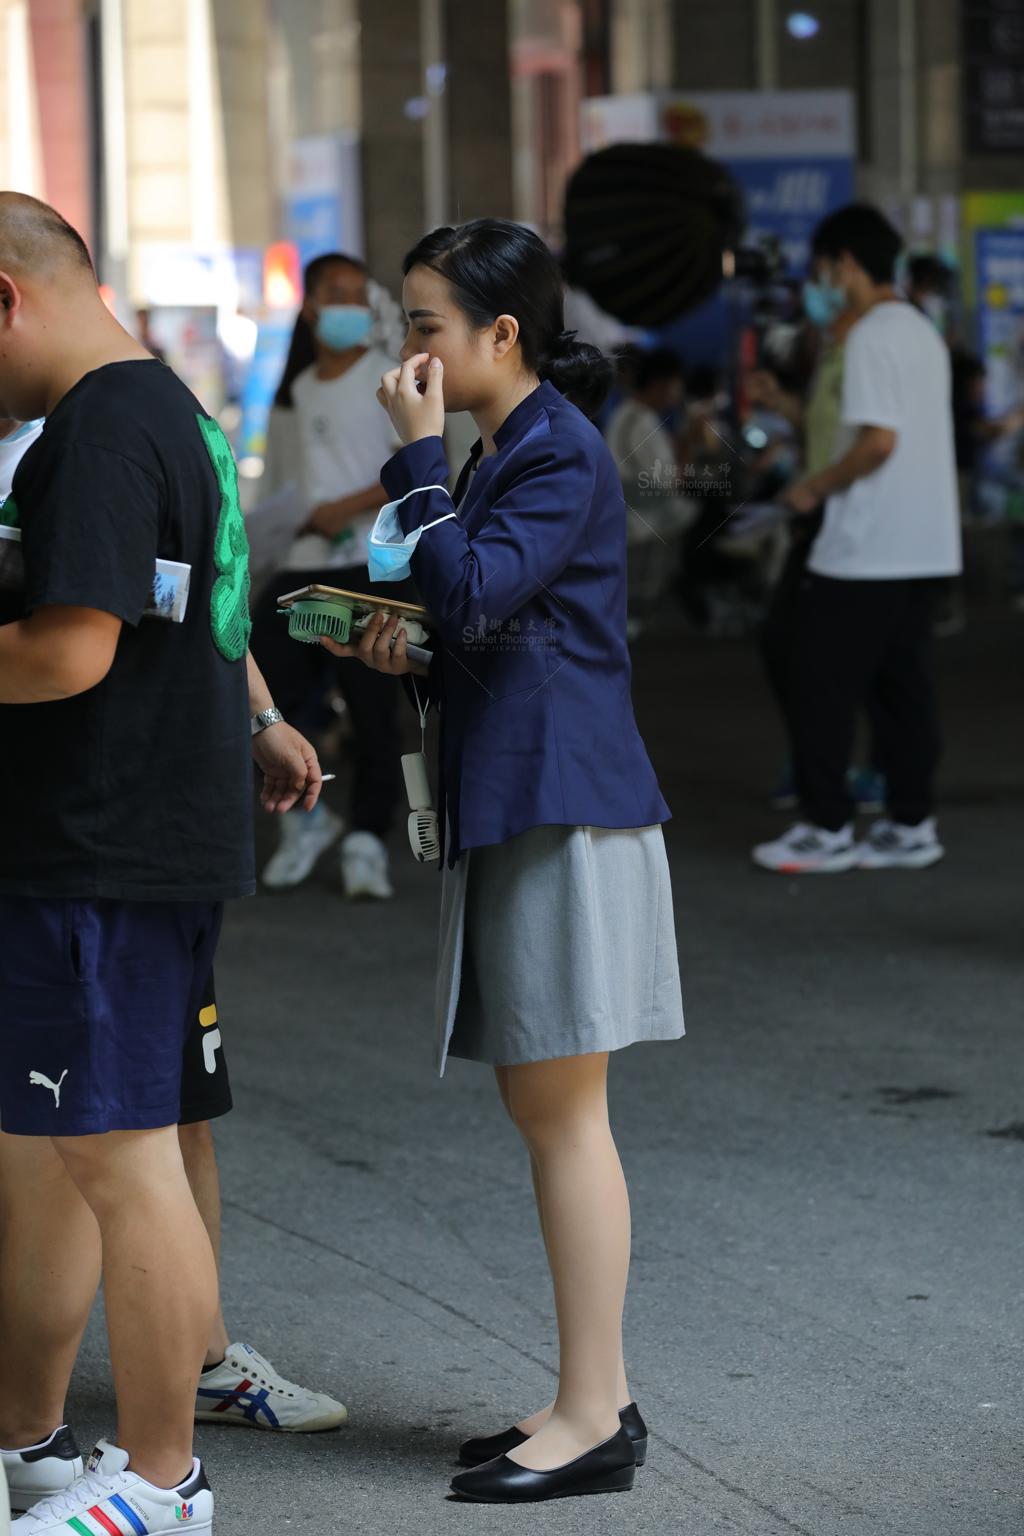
[366,485,456,584]
[921,293,949,333]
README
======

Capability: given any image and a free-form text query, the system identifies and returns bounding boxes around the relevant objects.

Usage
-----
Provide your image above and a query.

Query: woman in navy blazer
[325,221,685,1505]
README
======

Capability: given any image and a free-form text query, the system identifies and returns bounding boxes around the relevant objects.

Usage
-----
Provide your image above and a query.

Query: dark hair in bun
[403,219,612,418]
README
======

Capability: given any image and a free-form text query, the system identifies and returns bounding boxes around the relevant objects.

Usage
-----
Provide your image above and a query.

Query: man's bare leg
[0,1131,100,1449]
[177,1120,230,1369]
[54,1125,217,1490]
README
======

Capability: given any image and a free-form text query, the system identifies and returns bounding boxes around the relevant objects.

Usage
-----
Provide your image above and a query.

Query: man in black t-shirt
[0,193,324,1534]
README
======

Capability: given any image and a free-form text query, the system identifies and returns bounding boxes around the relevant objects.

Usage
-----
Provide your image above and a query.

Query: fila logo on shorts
[198,1003,222,1076]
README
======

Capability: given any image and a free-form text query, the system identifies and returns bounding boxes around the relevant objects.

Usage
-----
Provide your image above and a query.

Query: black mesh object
[562,143,746,326]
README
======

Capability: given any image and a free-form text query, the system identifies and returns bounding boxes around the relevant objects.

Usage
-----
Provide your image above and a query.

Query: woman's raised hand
[377,354,445,445]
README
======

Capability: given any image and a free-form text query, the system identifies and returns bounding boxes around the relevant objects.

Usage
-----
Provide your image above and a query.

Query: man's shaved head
[0,192,130,420]
[0,191,95,283]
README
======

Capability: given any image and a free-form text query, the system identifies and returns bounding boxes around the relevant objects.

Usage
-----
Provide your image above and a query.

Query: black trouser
[759,523,820,747]
[250,563,417,839]
[790,573,942,832]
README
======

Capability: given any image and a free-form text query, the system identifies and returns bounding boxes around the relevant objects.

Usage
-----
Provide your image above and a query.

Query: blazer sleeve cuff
[381,435,449,492]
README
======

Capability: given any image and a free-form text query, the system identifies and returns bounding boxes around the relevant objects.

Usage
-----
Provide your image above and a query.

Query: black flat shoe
[449,1424,636,1503]
[458,1401,648,1468]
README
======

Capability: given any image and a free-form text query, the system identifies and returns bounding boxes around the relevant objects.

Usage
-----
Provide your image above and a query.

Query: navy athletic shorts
[0,898,226,1137]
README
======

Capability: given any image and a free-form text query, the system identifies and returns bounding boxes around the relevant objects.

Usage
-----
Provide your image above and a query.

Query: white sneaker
[752,821,859,873]
[340,830,394,900]
[1,1459,9,1536]
[261,804,344,889]
[2,1426,82,1513]
[858,816,945,869]
[195,1342,348,1432]
[12,1440,212,1535]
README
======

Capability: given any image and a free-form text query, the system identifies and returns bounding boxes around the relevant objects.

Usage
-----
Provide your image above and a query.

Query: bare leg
[499,1054,631,1470]
[0,1132,101,1448]
[178,1121,230,1369]
[54,1125,218,1489]
[494,1065,630,1439]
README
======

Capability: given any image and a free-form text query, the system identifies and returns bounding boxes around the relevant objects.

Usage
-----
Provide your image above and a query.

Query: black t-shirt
[0,360,255,900]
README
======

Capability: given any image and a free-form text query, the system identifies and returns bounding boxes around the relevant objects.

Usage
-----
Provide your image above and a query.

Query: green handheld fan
[282,597,358,645]
[276,584,433,663]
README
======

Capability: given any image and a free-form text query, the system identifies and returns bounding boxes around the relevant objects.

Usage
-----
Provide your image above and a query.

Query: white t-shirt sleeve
[841,324,903,433]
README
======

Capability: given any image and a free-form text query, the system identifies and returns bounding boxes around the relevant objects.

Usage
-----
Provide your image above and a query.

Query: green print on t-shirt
[197,413,251,661]
[0,495,19,527]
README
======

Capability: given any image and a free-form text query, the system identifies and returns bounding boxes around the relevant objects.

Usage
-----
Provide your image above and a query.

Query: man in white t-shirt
[753,203,962,874]
[250,253,408,900]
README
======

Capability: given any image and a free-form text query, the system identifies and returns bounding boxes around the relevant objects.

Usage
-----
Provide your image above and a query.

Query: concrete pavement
[67,606,1023,1535]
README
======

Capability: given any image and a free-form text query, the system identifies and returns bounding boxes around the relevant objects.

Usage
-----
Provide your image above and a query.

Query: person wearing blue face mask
[801,275,847,330]
[250,252,411,900]
[753,203,962,875]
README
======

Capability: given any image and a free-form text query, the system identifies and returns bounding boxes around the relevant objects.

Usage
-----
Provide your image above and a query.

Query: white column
[187,0,219,249]
[4,1,43,193]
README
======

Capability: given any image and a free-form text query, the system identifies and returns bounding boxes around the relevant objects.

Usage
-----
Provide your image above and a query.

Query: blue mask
[802,280,846,328]
[315,305,373,351]
[367,486,456,584]
[2,418,44,443]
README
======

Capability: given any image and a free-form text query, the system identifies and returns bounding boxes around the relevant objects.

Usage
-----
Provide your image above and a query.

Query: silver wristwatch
[251,706,285,736]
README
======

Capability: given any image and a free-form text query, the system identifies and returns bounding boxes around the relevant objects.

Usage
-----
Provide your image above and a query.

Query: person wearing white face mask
[250,253,409,899]
[905,253,954,337]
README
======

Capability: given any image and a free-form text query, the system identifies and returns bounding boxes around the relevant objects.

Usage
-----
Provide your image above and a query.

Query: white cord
[410,675,429,756]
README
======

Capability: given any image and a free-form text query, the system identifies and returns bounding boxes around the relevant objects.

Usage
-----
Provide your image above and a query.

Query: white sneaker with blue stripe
[195,1342,348,1432]
[11,1440,212,1535]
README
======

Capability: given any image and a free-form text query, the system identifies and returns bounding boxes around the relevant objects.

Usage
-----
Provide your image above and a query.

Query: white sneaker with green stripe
[11,1440,212,1535]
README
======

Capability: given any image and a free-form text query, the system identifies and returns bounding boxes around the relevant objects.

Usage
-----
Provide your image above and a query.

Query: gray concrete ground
[68,607,1023,1535]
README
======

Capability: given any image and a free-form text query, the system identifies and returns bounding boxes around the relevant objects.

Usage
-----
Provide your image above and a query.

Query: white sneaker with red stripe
[752,821,860,873]
[195,1342,348,1432]
[11,1439,212,1535]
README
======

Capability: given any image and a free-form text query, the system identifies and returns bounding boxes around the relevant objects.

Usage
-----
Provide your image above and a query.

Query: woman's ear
[492,313,520,360]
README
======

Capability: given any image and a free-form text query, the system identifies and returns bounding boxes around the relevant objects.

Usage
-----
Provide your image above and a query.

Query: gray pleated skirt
[434,822,685,1076]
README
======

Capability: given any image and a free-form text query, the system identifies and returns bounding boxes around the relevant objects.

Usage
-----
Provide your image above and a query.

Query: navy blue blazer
[380,380,670,867]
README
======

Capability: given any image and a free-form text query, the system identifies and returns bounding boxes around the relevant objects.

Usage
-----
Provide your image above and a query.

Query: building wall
[671,0,757,90]
[210,0,273,249]
[0,0,90,240]
[121,0,192,257]
[359,0,423,284]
